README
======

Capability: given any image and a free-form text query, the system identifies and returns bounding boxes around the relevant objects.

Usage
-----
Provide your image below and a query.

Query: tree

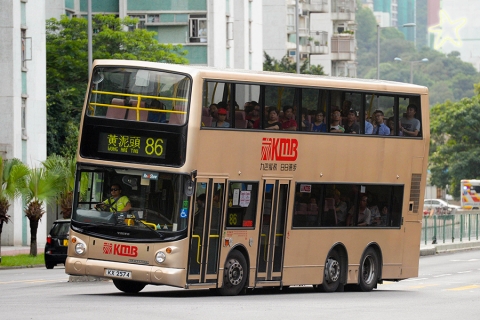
[263,52,325,75]
[429,91,480,198]
[21,166,62,256]
[46,15,189,157]
[0,157,29,260]
[355,5,480,105]
[43,155,76,219]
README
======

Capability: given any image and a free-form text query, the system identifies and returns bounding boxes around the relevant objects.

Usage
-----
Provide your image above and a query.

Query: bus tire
[112,279,146,294]
[319,250,342,292]
[358,248,378,292]
[218,250,247,296]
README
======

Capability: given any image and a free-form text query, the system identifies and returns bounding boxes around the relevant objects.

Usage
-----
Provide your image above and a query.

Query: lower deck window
[293,183,403,228]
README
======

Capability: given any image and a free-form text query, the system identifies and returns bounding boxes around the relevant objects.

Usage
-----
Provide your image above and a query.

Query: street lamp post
[377,23,416,80]
[394,57,429,83]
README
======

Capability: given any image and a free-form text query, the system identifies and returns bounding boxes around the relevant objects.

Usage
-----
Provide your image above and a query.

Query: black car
[44,219,70,269]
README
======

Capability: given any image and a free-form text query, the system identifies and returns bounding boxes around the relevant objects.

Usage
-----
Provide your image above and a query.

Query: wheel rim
[227,259,244,286]
[362,255,375,284]
[324,257,340,283]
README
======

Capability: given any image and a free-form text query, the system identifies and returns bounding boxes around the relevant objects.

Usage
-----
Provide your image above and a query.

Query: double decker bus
[66,59,429,295]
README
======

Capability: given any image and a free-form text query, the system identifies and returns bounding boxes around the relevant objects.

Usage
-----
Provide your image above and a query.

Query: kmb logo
[261,138,298,161]
[103,242,138,257]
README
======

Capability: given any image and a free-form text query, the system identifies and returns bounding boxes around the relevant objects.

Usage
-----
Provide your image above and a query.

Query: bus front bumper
[66,256,186,287]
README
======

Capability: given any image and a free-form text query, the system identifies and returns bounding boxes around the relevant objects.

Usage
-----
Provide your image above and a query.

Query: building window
[21,29,32,68]
[189,15,207,43]
[22,98,28,140]
[128,15,146,31]
[147,14,160,23]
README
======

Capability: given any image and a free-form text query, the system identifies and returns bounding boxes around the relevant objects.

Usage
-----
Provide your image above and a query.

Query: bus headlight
[155,251,166,264]
[75,243,86,255]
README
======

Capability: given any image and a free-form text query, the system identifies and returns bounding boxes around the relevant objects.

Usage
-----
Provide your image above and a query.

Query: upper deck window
[201,80,423,138]
[87,67,190,125]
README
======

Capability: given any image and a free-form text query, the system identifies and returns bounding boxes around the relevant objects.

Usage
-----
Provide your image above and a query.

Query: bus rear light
[46,235,52,245]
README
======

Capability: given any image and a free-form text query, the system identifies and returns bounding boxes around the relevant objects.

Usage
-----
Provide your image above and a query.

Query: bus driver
[95,184,132,212]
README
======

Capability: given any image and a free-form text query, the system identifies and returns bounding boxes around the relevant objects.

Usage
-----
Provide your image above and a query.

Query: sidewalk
[420,239,480,256]
[0,246,44,256]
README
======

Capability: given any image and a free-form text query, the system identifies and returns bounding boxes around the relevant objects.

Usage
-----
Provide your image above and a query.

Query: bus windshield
[86,66,190,125]
[72,165,191,241]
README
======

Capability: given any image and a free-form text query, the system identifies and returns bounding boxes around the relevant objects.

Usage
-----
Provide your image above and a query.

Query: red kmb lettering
[261,138,298,161]
[113,244,138,257]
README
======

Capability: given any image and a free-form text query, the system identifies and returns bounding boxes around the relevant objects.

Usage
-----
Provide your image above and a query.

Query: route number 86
[145,138,164,156]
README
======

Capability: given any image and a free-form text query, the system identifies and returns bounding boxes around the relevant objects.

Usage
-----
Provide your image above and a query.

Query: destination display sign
[98,132,167,159]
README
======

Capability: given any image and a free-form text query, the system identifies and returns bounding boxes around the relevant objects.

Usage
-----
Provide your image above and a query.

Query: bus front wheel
[358,248,379,292]
[113,279,146,294]
[317,250,342,292]
[218,250,247,296]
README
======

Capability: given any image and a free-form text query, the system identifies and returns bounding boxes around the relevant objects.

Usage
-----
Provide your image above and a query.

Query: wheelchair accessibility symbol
[180,208,188,218]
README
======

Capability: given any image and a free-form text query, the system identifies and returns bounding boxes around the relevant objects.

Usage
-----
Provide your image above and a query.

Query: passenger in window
[147,100,167,123]
[364,111,373,134]
[209,103,218,121]
[379,205,389,226]
[400,104,420,136]
[344,109,360,134]
[372,110,390,135]
[334,190,348,226]
[356,195,372,226]
[300,108,310,132]
[212,108,230,128]
[341,100,352,117]
[311,111,327,132]
[264,107,282,130]
[387,117,396,136]
[193,193,206,234]
[329,110,345,133]
[247,102,261,129]
[368,202,381,224]
[281,105,298,131]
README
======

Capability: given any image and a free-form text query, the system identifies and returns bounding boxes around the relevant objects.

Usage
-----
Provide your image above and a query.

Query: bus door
[256,180,290,283]
[187,179,225,284]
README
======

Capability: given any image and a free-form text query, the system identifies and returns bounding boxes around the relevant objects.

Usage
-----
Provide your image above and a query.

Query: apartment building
[47,0,264,71]
[0,0,47,246]
[263,0,357,77]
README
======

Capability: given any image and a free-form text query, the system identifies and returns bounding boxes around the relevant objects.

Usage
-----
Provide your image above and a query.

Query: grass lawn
[0,254,44,268]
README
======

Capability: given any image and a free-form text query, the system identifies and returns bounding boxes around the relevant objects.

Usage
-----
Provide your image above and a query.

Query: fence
[422,212,480,245]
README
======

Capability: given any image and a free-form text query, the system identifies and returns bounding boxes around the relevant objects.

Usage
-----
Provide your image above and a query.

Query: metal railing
[421,212,480,245]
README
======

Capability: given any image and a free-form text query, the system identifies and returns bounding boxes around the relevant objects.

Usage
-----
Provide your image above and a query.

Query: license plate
[63,239,68,246]
[105,269,132,278]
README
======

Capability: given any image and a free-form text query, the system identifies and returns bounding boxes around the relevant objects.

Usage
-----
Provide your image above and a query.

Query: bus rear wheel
[316,250,342,292]
[358,248,379,292]
[218,250,247,296]
[113,279,146,294]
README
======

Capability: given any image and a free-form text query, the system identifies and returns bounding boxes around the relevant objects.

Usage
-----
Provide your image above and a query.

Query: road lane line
[447,285,480,291]
[433,274,451,278]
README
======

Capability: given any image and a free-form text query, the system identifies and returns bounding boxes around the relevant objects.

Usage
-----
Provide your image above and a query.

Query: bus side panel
[281,229,407,286]
[397,220,421,279]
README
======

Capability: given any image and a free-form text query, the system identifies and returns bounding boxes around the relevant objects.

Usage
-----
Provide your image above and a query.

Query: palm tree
[21,166,62,256]
[0,156,29,261]
[43,155,76,219]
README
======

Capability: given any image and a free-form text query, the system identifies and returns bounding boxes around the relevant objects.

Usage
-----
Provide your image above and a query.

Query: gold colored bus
[66,59,429,295]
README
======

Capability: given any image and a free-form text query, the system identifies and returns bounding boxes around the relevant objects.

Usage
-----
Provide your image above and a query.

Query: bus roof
[92,59,429,96]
